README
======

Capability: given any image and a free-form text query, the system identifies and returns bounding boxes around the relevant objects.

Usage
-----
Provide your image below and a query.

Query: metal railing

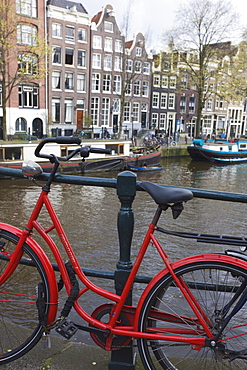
[1,166,247,369]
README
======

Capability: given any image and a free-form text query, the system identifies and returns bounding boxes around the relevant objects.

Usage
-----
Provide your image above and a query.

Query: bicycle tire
[0,229,50,364]
[138,260,247,369]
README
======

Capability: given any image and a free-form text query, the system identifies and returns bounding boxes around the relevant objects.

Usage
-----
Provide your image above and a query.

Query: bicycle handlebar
[35,136,111,162]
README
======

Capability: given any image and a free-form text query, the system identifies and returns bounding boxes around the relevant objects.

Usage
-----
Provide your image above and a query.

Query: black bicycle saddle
[140,181,193,206]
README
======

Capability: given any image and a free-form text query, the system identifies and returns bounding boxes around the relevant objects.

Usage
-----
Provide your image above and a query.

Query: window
[126,59,132,72]
[65,26,75,42]
[113,75,121,94]
[180,96,186,113]
[52,71,61,89]
[78,50,86,67]
[160,93,167,108]
[104,37,112,52]
[135,61,141,73]
[102,98,110,126]
[93,35,102,49]
[160,113,166,128]
[92,53,101,68]
[104,21,113,32]
[136,47,142,57]
[170,76,176,89]
[78,28,87,42]
[52,46,61,64]
[16,0,37,17]
[92,73,100,91]
[64,99,73,123]
[125,82,132,95]
[103,74,111,92]
[18,54,37,75]
[91,97,99,126]
[133,80,140,96]
[168,94,175,109]
[124,102,130,121]
[189,97,195,113]
[52,98,60,122]
[133,102,139,122]
[207,98,212,110]
[114,56,122,71]
[104,55,112,70]
[143,62,150,74]
[162,76,168,88]
[115,40,123,52]
[77,74,86,91]
[65,48,74,65]
[15,117,27,132]
[153,75,160,87]
[65,72,74,90]
[152,113,158,127]
[52,23,62,37]
[152,92,159,108]
[181,73,188,89]
[18,84,38,108]
[17,25,37,45]
[142,81,149,97]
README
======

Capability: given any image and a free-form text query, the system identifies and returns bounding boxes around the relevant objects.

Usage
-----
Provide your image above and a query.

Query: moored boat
[128,165,163,172]
[0,140,161,173]
[187,139,247,164]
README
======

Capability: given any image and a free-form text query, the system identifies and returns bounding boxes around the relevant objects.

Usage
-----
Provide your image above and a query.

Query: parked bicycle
[1,136,247,369]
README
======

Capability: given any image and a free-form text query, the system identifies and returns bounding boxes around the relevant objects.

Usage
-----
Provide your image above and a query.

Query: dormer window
[104,21,113,32]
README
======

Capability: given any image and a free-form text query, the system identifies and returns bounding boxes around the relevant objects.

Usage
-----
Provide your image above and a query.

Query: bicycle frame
[3,169,247,350]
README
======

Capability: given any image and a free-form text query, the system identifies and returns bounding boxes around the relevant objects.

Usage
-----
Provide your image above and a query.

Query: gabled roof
[125,40,133,49]
[47,0,88,14]
[92,11,102,24]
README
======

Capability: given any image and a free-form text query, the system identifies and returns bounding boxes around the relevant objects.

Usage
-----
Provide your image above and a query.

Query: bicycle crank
[90,303,132,350]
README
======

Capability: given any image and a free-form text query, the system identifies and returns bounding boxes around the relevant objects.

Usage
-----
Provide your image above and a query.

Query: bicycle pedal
[55,319,78,339]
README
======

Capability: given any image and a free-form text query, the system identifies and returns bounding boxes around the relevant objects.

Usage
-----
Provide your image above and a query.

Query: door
[77,110,83,131]
[32,118,43,138]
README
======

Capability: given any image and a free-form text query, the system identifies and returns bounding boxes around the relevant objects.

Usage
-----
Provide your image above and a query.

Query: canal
[1,156,247,345]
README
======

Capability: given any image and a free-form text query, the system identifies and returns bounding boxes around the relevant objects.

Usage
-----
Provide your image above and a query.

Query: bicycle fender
[135,253,247,331]
[0,222,58,324]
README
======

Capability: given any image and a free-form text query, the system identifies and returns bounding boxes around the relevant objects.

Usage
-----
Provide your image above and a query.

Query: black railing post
[108,170,136,370]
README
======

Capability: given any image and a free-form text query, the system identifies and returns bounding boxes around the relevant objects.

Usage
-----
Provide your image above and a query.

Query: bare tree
[165,0,239,138]
[0,0,48,141]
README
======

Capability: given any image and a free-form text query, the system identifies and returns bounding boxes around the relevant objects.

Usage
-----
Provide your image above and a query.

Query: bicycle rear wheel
[0,229,50,364]
[138,260,247,369]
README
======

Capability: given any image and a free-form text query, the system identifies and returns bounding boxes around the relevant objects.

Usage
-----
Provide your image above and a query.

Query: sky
[80,0,247,52]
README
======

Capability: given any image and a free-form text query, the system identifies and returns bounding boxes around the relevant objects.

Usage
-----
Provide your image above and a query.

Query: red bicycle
[1,136,247,369]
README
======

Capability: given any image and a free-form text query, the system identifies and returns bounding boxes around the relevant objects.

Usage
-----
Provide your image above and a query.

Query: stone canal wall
[161,145,189,158]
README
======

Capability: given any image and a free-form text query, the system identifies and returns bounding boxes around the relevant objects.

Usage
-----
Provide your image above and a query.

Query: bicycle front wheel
[0,229,51,364]
[138,260,247,369]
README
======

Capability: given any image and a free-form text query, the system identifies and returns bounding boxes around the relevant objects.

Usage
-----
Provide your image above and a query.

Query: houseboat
[0,140,162,173]
[187,139,247,164]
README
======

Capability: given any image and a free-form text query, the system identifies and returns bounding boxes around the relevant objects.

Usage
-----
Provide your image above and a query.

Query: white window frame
[64,98,73,123]
[152,92,159,108]
[77,73,86,92]
[92,73,100,92]
[52,23,62,38]
[93,35,102,49]
[92,53,101,68]
[160,93,167,109]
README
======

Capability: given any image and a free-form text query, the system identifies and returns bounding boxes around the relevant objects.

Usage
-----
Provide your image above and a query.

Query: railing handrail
[1,166,247,203]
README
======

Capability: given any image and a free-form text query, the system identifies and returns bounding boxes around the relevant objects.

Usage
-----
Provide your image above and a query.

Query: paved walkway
[2,335,144,370]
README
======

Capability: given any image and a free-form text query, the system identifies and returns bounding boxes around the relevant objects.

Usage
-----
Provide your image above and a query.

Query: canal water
[1,156,247,345]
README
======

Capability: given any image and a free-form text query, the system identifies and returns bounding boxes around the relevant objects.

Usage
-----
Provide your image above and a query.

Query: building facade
[0,0,47,140]
[47,0,91,137]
